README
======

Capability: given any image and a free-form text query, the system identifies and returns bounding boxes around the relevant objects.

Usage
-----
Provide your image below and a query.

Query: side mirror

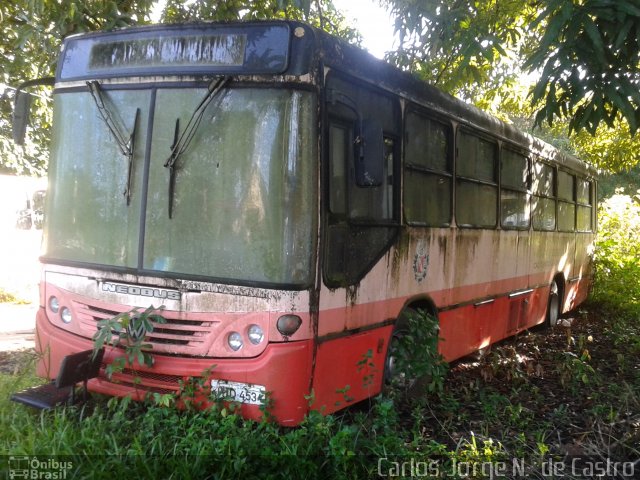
[355,119,384,187]
[10,77,55,145]
[12,90,32,146]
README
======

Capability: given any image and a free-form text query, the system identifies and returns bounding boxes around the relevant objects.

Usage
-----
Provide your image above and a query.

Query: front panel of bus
[37,23,319,425]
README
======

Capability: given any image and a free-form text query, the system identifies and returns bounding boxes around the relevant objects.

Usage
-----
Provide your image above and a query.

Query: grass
[1,302,638,479]
[1,194,638,478]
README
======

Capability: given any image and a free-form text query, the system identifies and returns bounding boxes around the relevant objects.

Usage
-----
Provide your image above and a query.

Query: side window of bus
[557,170,576,232]
[500,148,530,229]
[532,162,556,231]
[404,110,452,226]
[329,122,349,216]
[455,130,498,228]
[576,178,593,232]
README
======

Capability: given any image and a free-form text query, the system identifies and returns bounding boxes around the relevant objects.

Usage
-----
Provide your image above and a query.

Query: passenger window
[404,110,452,226]
[576,178,593,232]
[557,171,575,232]
[500,148,530,229]
[456,130,497,228]
[532,162,556,231]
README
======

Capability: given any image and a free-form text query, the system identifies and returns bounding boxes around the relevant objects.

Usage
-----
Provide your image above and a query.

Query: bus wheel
[384,316,413,391]
[546,280,561,327]
[383,308,427,395]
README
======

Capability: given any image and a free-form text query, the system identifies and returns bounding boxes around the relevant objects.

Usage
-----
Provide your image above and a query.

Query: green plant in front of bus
[356,348,377,389]
[92,305,166,377]
[392,309,448,395]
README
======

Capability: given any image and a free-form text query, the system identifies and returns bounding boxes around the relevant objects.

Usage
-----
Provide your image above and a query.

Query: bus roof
[313,24,597,178]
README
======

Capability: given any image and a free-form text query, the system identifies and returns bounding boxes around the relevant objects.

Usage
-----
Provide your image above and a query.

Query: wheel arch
[396,295,439,325]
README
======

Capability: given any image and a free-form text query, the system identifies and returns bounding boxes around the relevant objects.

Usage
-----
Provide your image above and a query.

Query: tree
[527,0,640,135]
[0,0,155,175]
[0,0,357,176]
[382,0,640,169]
[160,0,360,42]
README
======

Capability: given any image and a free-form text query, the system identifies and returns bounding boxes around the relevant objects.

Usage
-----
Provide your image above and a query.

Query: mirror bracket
[12,77,55,145]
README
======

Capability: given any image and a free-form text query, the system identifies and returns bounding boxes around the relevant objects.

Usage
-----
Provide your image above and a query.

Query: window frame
[403,106,453,228]
[455,127,499,229]
[500,145,531,230]
[576,177,594,233]
[557,169,576,233]
[531,159,557,232]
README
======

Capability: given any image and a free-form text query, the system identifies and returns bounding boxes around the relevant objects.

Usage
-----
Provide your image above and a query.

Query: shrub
[591,189,640,316]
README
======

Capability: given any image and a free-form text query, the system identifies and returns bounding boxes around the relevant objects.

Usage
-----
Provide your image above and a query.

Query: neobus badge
[101,282,181,300]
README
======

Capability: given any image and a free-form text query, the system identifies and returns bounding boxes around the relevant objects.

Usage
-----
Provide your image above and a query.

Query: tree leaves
[526,0,640,135]
[0,0,155,175]
[0,0,358,175]
[383,0,640,169]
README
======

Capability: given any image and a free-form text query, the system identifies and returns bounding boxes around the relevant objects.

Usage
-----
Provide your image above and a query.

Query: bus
[14,20,596,425]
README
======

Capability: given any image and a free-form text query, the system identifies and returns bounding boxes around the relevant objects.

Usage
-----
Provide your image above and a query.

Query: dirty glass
[577,178,591,205]
[90,35,247,70]
[44,90,150,267]
[60,25,290,80]
[558,171,575,202]
[500,149,529,229]
[329,123,348,215]
[405,112,449,171]
[576,178,592,232]
[404,170,451,226]
[457,131,496,182]
[501,190,530,228]
[532,162,555,197]
[144,88,317,286]
[558,201,576,232]
[456,181,497,228]
[532,197,556,231]
[577,206,592,232]
[501,149,528,190]
[404,110,451,226]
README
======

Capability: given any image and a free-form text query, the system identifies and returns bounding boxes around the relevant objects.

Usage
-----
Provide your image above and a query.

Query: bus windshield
[44,86,318,287]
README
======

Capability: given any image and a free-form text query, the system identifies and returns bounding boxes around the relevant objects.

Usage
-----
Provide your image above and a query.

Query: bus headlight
[49,296,60,314]
[228,332,243,351]
[247,324,264,345]
[61,307,73,324]
[276,315,302,336]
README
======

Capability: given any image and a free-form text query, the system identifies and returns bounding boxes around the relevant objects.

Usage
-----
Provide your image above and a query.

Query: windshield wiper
[87,81,140,205]
[164,76,230,218]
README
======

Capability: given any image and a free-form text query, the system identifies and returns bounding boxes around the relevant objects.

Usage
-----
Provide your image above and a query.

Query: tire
[383,308,434,396]
[546,280,561,327]
[383,318,410,388]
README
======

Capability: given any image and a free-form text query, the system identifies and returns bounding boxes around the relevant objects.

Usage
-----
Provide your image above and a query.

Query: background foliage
[3,0,640,174]
[0,0,357,176]
[590,190,640,316]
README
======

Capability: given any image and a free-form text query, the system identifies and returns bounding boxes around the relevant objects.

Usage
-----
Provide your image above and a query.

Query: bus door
[313,71,400,413]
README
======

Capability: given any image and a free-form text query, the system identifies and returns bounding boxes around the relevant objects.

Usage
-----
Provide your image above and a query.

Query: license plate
[210,379,266,405]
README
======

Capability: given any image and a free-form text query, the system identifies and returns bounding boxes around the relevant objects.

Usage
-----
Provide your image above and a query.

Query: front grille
[98,363,182,395]
[73,301,220,355]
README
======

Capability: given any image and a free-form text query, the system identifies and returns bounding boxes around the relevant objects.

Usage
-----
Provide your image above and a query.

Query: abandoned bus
[23,21,596,425]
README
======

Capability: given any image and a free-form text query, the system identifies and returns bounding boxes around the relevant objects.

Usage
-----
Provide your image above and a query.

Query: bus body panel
[311,325,393,415]
[36,307,314,425]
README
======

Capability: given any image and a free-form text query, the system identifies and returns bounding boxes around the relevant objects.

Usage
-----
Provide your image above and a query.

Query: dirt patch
[0,347,37,375]
[0,331,35,354]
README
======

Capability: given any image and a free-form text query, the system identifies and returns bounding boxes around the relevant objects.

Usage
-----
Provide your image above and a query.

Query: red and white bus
[18,21,596,425]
